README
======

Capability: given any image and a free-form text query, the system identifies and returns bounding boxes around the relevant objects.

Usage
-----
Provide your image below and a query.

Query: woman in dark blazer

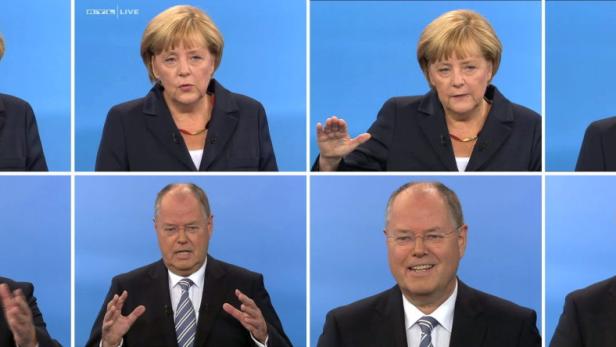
[95,5,277,171]
[314,10,541,172]
[0,35,47,171]
[575,116,616,171]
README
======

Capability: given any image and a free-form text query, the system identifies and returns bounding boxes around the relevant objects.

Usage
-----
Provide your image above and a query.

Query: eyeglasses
[159,224,204,236]
[385,226,462,247]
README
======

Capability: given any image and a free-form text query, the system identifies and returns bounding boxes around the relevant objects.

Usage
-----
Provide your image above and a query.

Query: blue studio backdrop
[546,1,616,171]
[310,1,541,162]
[75,176,306,346]
[311,176,541,346]
[76,0,306,171]
[546,176,616,343]
[0,176,70,346]
[0,1,70,171]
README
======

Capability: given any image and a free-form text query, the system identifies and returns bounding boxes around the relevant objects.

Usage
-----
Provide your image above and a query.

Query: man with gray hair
[317,181,541,347]
[86,183,291,347]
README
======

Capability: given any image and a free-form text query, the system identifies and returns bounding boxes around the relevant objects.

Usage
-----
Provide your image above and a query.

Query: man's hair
[385,181,464,227]
[154,182,211,219]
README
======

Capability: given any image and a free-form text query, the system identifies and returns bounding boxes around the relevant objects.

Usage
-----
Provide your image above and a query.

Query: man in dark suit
[0,35,47,171]
[575,116,616,171]
[550,276,616,346]
[86,183,291,347]
[317,182,540,347]
[0,277,60,347]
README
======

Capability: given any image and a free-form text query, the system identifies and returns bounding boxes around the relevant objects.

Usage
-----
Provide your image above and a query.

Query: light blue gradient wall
[311,175,541,346]
[75,176,306,346]
[0,1,70,170]
[76,0,306,171]
[311,1,541,162]
[0,176,70,346]
[546,176,616,343]
[546,1,616,171]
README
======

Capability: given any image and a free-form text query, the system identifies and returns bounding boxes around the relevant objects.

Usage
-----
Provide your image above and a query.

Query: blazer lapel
[194,256,227,347]
[449,280,487,347]
[143,86,196,170]
[372,286,408,347]
[148,260,180,347]
[417,91,458,171]
[466,86,514,171]
[200,80,239,170]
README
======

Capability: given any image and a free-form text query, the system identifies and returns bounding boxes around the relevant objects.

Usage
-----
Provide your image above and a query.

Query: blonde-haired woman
[96,5,277,171]
[314,9,540,172]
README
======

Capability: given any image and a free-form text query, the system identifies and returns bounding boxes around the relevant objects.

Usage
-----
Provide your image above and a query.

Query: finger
[115,291,129,311]
[234,289,255,306]
[11,289,32,320]
[106,294,119,311]
[222,303,248,326]
[350,133,371,146]
[0,284,13,307]
[126,305,146,324]
[316,123,324,137]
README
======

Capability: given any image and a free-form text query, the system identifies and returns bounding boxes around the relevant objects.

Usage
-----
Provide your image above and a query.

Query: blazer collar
[141,79,240,171]
[194,255,228,347]
[449,280,487,347]
[466,85,515,171]
[372,285,409,347]
[147,260,181,347]
[416,85,515,171]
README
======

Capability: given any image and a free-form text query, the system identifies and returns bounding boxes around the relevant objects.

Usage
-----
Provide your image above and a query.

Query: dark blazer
[550,276,616,347]
[313,85,541,171]
[0,277,60,347]
[575,116,616,171]
[86,257,291,347]
[317,281,540,347]
[0,94,47,171]
[95,79,277,171]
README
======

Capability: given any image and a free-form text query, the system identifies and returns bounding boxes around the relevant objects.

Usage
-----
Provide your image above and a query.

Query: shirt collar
[403,279,458,333]
[168,257,208,290]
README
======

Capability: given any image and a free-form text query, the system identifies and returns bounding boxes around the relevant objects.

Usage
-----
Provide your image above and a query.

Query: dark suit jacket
[86,257,291,347]
[95,79,277,171]
[575,116,616,171]
[550,276,616,347]
[313,85,541,171]
[317,281,540,347]
[0,94,48,171]
[0,277,60,347]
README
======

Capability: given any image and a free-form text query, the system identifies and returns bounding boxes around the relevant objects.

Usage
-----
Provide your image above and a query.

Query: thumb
[349,133,371,147]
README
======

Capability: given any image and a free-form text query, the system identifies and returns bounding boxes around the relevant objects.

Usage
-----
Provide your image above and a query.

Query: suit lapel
[199,80,239,170]
[148,260,180,347]
[371,286,407,347]
[466,86,514,171]
[194,256,227,347]
[143,86,196,170]
[449,281,487,347]
[417,92,458,171]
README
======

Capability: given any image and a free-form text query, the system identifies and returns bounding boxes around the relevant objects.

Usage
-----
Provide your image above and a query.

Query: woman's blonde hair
[0,34,5,61]
[141,5,224,82]
[417,10,502,82]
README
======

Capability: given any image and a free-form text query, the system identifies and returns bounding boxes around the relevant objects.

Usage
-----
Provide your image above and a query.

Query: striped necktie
[418,316,439,347]
[175,278,197,347]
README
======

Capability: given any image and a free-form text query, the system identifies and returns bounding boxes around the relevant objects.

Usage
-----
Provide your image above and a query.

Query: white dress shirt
[455,157,470,172]
[189,149,204,169]
[168,259,207,322]
[403,281,458,347]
